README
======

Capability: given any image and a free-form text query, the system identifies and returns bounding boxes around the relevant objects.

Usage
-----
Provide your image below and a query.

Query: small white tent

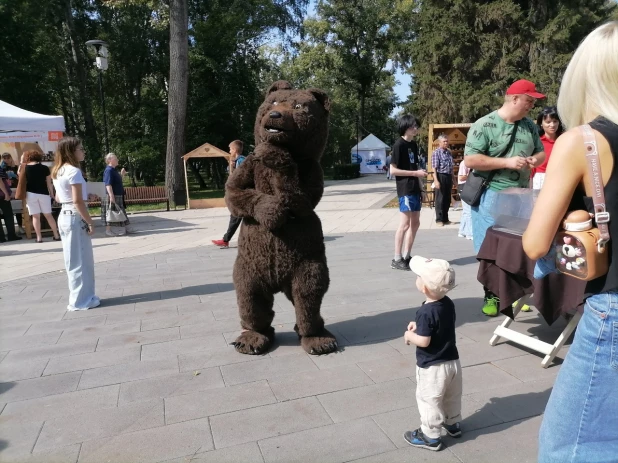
[0,100,65,161]
[350,134,389,174]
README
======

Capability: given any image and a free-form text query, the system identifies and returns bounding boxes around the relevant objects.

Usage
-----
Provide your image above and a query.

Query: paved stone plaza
[0,177,569,462]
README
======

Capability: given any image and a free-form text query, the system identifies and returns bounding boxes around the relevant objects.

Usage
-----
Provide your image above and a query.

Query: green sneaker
[482,297,499,317]
[519,301,532,312]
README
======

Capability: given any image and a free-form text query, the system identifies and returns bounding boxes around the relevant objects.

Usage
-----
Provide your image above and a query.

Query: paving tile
[178,348,264,372]
[0,358,48,382]
[461,364,522,395]
[5,340,97,362]
[0,322,33,339]
[104,307,179,325]
[268,364,374,401]
[317,378,415,423]
[78,358,179,389]
[34,399,164,451]
[213,397,332,449]
[25,315,107,335]
[357,353,417,383]
[0,371,81,403]
[159,442,263,463]
[0,419,44,460]
[0,444,81,463]
[258,417,396,463]
[140,333,227,361]
[457,341,530,368]
[95,327,180,351]
[371,396,505,449]
[0,332,62,351]
[140,312,215,332]
[448,416,542,463]
[43,346,141,375]
[118,368,224,404]
[309,342,401,370]
[491,354,562,382]
[1,385,120,422]
[180,319,244,339]
[348,446,461,463]
[78,417,214,463]
[221,354,318,386]
[58,321,141,343]
[165,380,276,424]
[464,378,554,423]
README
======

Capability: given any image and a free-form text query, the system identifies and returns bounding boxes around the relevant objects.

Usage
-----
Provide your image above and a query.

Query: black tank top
[585,117,618,295]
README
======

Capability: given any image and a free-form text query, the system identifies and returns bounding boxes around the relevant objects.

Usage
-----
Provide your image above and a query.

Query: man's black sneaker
[403,256,411,267]
[391,259,410,271]
[403,429,443,451]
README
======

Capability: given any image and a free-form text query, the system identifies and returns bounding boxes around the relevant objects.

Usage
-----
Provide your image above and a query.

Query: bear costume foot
[232,327,275,355]
[296,327,338,355]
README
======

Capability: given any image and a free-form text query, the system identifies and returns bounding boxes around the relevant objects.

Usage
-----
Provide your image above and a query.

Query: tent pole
[183,158,190,210]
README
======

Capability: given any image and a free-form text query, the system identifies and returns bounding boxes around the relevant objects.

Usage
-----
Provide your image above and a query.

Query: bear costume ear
[267,80,293,95]
[308,88,331,112]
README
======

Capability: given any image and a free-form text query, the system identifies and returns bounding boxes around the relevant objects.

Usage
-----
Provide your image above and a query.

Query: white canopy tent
[0,100,65,161]
[350,134,390,174]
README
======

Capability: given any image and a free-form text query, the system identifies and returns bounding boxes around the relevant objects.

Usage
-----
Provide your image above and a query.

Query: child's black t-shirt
[391,137,421,197]
[414,296,459,368]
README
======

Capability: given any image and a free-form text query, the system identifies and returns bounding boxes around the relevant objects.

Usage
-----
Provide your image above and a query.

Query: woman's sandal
[36,239,43,243]
[53,236,61,241]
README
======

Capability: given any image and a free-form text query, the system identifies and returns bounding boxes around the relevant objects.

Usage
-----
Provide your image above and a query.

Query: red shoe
[212,239,229,247]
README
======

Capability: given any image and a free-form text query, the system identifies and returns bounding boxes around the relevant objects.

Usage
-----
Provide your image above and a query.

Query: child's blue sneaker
[442,422,462,437]
[403,429,443,451]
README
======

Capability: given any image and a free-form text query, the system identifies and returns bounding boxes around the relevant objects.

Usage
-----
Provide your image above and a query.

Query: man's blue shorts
[398,194,422,213]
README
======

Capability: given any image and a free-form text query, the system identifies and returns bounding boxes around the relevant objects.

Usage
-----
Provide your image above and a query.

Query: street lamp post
[85,40,110,154]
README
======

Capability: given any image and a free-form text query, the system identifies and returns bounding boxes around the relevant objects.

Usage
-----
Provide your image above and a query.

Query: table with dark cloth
[477,227,586,326]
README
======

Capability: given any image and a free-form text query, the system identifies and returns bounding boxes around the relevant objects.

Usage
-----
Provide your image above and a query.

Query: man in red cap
[463,79,546,316]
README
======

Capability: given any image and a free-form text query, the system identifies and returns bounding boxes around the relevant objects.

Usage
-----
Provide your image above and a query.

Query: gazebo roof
[182,143,230,160]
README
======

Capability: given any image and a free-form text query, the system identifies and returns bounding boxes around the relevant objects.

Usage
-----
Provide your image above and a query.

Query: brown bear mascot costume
[225,80,338,356]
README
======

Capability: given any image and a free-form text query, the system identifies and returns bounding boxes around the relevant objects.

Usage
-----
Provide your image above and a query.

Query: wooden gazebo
[182,143,231,209]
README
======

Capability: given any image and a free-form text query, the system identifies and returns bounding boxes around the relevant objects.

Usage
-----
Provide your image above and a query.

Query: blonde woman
[101,153,129,237]
[51,137,100,311]
[523,21,618,462]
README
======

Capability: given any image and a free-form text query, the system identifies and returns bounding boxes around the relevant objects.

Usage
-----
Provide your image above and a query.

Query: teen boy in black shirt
[389,114,427,270]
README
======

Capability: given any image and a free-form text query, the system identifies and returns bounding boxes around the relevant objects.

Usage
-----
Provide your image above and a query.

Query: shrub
[333,163,361,180]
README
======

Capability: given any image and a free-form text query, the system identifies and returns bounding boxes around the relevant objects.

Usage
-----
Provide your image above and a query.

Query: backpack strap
[580,124,610,250]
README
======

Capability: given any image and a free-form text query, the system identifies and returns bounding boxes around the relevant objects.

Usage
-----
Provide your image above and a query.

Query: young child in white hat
[403,256,461,451]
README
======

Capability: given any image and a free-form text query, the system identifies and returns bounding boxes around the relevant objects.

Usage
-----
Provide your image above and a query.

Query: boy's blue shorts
[398,194,422,213]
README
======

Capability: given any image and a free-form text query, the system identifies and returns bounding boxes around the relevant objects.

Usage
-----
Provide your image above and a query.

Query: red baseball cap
[506,79,545,99]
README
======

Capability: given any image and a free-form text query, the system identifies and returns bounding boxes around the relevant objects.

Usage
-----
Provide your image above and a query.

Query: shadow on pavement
[100,282,235,307]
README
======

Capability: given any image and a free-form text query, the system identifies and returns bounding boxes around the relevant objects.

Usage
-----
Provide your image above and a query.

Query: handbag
[553,125,610,281]
[106,201,128,223]
[460,120,520,207]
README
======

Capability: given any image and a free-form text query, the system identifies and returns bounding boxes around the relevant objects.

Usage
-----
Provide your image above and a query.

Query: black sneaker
[403,256,411,267]
[442,422,461,438]
[391,258,410,271]
[403,429,443,451]
[7,236,22,241]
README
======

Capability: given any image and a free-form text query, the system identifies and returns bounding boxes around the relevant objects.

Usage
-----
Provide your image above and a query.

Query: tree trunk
[165,0,189,206]
[188,161,207,189]
[63,0,100,178]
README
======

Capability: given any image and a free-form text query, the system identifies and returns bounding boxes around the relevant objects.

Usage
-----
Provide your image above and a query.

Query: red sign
[48,131,63,141]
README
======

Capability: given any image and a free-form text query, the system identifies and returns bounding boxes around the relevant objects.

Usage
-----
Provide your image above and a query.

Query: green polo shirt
[464,111,544,191]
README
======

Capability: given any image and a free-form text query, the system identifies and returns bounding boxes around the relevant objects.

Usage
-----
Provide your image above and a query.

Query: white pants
[532,173,545,190]
[26,192,52,215]
[416,359,462,438]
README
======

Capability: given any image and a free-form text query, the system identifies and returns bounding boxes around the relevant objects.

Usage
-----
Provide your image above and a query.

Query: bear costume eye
[294,104,302,109]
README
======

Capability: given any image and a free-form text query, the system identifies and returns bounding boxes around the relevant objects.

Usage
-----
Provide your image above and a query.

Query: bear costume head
[254,80,330,161]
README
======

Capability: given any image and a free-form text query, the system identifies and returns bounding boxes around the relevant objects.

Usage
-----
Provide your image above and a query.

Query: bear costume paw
[296,327,339,355]
[231,327,275,355]
[253,197,288,230]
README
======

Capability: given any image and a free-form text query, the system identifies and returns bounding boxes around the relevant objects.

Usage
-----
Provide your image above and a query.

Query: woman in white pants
[23,150,60,243]
[51,137,100,312]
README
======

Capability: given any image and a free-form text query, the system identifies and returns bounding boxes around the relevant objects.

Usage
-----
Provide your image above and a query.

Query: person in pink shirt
[532,106,564,189]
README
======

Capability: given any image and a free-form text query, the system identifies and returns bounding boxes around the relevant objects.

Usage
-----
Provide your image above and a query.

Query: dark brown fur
[225,81,337,355]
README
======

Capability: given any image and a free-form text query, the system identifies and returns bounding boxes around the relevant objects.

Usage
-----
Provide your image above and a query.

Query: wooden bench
[124,186,169,211]
[87,186,169,210]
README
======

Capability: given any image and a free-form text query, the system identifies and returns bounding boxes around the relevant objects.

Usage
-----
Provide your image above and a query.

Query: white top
[52,165,88,203]
[457,160,470,184]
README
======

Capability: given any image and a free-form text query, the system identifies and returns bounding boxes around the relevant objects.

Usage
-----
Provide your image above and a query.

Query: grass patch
[384,197,399,208]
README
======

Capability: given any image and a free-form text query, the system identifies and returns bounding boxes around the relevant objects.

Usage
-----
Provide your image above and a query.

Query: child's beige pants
[415,359,462,439]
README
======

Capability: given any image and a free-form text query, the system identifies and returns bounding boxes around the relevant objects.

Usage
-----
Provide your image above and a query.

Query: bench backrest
[124,186,167,200]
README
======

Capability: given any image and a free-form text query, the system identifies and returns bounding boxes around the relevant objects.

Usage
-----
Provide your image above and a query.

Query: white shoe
[458,234,465,238]
[105,230,116,237]
[466,236,473,240]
